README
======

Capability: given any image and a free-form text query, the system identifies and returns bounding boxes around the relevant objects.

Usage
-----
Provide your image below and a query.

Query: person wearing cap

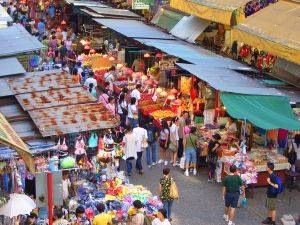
[129,200,145,225]
[207,133,221,182]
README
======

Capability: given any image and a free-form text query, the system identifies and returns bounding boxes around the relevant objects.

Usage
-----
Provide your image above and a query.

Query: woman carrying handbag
[158,167,179,221]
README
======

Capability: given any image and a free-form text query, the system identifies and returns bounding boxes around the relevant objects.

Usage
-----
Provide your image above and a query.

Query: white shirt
[84,77,97,87]
[152,218,171,225]
[170,124,179,142]
[133,127,148,152]
[117,100,127,114]
[62,179,71,200]
[292,142,300,160]
[131,89,141,103]
[128,104,137,119]
[160,129,169,140]
[123,133,137,159]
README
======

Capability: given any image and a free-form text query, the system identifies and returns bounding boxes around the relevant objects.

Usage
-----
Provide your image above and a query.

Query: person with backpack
[183,126,198,176]
[145,116,159,167]
[222,165,245,225]
[262,162,283,225]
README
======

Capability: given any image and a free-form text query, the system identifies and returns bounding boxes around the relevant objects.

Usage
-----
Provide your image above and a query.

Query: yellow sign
[0,113,35,172]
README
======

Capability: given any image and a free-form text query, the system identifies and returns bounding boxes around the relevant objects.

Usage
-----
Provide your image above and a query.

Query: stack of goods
[69,172,163,223]
[249,148,288,166]
[150,109,176,120]
[222,153,258,184]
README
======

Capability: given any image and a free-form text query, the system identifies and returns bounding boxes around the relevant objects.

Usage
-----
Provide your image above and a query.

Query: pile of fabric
[69,171,163,223]
[222,153,257,184]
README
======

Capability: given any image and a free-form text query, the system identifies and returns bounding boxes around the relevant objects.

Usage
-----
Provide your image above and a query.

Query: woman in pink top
[105,97,116,115]
[98,90,109,105]
[183,118,191,135]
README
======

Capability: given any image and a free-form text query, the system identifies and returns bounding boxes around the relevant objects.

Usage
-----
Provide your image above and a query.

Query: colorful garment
[160,177,172,201]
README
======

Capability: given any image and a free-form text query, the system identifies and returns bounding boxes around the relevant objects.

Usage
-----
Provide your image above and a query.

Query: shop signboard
[132,0,150,10]
[0,113,34,172]
[35,171,63,207]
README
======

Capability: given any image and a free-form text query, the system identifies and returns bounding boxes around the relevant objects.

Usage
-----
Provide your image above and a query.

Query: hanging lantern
[144,53,151,58]
[155,52,162,58]
[84,45,91,50]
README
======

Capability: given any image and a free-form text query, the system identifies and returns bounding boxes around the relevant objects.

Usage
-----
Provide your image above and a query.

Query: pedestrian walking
[207,133,221,182]
[130,84,142,104]
[158,120,170,166]
[151,209,171,225]
[222,165,245,225]
[178,111,189,160]
[133,123,148,175]
[128,97,138,128]
[145,116,159,167]
[117,93,128,127]
[88,83,98,99]
[262,162,281,225]
[169,117,179,167]
[183,126,198,176]
[122,126,137,176]
[158,167,176,220]
[105,97,116,115]
[288,134,300,172]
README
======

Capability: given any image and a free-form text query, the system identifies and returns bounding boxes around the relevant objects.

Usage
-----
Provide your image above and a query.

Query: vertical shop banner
[0,113,34,172]
[132,0,150,10]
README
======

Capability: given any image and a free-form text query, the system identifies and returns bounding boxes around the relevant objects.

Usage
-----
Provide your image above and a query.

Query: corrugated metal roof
[93,19,176,40]
[0,24,44,57]
[0,57,26,77]
[16,87,97,111]
[7,71,80,94]
[87,6,140,18]
[80,8,104,18]
[176,63,282,96]
[66,0,109,7]
[0,78,14,97]
[28,103,119,137]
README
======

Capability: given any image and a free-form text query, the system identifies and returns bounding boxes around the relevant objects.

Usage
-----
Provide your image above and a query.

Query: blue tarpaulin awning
[136,39,254,71]
[176,63,282,96]
[93,19,176,40]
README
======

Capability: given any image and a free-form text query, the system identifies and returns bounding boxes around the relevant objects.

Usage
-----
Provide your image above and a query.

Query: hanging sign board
[132,0,150,10]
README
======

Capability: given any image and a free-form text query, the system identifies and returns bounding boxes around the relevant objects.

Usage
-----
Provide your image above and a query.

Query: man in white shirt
[131,84,142,104]
[84,71,97,87]
[133,124,148,174]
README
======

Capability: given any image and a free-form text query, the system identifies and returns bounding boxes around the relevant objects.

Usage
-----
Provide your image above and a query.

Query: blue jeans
[126,158,133,175]
[128,117,138,128]
[146,142,158,165]
[162,200,173,219]
[185,148,197,164]
[135,152,143,171]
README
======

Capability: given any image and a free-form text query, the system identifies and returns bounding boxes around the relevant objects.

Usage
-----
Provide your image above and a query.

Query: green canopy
[153,10,184,31]
[221,92,300,130]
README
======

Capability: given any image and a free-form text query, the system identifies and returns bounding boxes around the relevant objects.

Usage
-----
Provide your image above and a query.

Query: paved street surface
[123,154,300,225]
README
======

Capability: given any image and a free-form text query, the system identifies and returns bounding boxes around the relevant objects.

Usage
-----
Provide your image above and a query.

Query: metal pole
[47,172,53,225]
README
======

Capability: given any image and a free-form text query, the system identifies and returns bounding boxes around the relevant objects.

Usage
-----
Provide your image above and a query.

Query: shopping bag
[169,179,179,199]
[179,155,185,169]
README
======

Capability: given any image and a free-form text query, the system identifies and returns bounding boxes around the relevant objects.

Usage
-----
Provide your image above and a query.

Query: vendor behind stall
[226,117,238,136]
